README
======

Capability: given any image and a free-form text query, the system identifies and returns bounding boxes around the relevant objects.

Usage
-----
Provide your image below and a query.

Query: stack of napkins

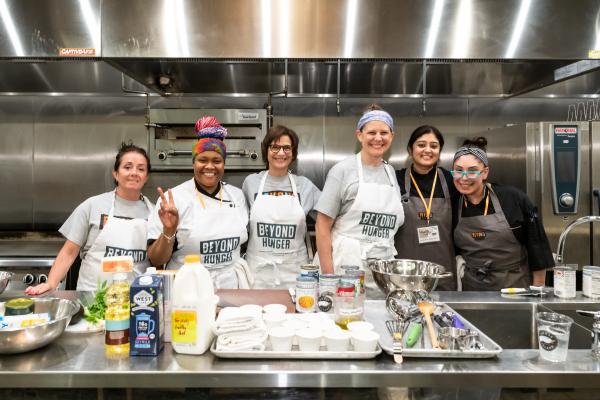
[214,306,267,351]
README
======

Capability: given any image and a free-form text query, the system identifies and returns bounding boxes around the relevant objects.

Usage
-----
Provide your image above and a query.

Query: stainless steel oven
[0,232,66,291]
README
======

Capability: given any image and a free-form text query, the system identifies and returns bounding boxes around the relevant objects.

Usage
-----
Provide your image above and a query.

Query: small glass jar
[334,282,364,329]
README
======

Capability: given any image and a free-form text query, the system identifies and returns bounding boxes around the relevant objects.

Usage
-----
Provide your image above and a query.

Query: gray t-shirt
[59,191,152,261]
[316,155,400,219]
[242,171,321,216]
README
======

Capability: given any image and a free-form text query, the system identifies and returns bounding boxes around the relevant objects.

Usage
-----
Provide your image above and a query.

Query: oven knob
[38,274,48,284]
[559,193,574,208]
[157,151,167,161]
[23,274,36,286]
[250,151,258,160]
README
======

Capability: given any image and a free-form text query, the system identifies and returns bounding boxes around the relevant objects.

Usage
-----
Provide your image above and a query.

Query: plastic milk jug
[171,254,218,354]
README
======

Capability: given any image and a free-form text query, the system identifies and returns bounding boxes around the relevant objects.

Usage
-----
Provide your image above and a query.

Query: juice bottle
[105,272,130,358]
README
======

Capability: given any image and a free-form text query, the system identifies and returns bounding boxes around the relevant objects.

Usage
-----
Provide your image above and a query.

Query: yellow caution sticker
[589,50,600,59]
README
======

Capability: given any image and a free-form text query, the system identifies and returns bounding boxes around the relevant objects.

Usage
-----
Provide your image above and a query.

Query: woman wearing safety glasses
[242,125,321,288]
[394,125,460,290]
[452,137,554,291]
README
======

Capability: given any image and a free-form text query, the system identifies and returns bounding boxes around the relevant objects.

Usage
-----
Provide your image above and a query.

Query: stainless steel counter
[0,291,599,389]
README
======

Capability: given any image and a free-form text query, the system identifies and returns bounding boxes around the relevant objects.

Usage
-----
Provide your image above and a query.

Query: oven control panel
[0,258,65,291]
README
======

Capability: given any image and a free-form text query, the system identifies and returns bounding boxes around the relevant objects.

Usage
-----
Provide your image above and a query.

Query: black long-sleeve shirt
[453,183,555,271]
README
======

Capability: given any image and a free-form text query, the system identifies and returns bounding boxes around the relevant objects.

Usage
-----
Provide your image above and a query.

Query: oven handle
[166,149,252,157]
[0,258,54,268]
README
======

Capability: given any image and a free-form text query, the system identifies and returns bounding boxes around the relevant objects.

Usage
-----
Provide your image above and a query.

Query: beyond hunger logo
[200,237,240,264]
[359,212,397,238]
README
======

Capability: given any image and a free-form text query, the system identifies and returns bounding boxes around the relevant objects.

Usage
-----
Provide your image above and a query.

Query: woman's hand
[157,187,179,234]
[24,240,79,296]
[25,282,52,296]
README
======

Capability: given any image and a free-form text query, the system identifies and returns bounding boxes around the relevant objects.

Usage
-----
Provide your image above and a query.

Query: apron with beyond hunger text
[77,191,152,291]
[169,184,250,289]
[246,172,308,289]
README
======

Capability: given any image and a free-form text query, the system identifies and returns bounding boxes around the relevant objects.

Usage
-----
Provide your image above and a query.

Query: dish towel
[215,328,268,351]
[214,306,263,334]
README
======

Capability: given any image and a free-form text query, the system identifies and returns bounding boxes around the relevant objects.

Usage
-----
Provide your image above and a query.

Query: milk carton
[129,274,164,356]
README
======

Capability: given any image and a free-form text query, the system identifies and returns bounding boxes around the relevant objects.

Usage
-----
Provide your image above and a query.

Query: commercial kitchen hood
[0,0,599,97]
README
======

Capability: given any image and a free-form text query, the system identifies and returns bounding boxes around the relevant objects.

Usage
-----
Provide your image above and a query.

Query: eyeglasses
[269,145,293,154]
[451,170,483,180]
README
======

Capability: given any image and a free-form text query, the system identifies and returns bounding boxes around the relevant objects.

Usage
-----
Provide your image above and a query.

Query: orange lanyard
[463,186,490,216]
[410,170,438,224]
[196,186,223,209]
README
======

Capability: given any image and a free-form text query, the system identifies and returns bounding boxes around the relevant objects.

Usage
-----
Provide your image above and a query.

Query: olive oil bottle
[105,272,130,358]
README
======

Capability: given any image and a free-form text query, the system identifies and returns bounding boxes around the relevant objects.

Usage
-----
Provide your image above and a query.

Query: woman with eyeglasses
[242,125,321,288]
[315,104,404,298]
[394,125,460,290]
[452,137,553,291]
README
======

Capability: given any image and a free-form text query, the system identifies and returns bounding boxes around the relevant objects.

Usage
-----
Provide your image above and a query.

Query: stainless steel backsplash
[0,95,577,230]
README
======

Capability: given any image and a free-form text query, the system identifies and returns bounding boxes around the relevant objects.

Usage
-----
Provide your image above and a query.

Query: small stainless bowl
[0,271,12,295]
[438,327,468,350]
[367,258,453,296]
[0,297,79,354]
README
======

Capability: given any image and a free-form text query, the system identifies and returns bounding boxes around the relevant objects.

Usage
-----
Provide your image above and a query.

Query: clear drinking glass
[536,312,573,362]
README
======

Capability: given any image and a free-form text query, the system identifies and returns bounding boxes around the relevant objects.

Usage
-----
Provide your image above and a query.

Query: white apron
[168,184,250,289]
[315,154,404,298]
[77,191,153,291]
[246,172,308,289]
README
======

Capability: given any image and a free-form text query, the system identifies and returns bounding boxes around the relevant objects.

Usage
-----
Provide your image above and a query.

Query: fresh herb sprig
[83,280,108,324]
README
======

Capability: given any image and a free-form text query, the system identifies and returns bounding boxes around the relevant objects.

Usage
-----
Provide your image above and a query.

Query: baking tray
[211,341,382,359]
[363,300,502,358]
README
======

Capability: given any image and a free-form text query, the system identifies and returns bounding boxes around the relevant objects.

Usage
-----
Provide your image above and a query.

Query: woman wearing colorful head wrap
[147,116,251,289]
[314,104,405,298]
[394,125,460,291]
[452,137,553,291]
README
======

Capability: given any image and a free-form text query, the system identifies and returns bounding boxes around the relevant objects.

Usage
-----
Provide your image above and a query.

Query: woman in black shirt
[395,125,459,290]
[451,137,554,291]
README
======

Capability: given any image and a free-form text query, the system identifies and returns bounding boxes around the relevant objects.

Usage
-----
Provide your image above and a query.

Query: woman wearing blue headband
[315,104,405,298]
[452,137,553,290]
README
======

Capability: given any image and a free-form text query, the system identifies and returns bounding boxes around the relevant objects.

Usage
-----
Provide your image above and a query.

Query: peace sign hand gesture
[157,187,179,234]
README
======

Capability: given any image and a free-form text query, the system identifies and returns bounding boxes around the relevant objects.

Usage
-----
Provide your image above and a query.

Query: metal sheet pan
[211,341,382,360]
[364,300,503,358]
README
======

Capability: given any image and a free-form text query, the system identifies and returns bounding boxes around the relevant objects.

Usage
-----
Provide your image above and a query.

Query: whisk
[385,319,409,364]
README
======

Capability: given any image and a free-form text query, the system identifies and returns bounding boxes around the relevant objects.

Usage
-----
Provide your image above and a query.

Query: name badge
[417,225,440,244]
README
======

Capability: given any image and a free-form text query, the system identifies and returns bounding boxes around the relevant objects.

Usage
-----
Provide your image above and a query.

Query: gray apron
[394,167,457,291]
[454,185,530,291]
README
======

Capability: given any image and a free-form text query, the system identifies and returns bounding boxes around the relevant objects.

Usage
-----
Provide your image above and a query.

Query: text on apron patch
[104,246,147,262]
[256,222,297,249]
[359,211,397,238]
[200,237,240,264]
[470,231,487,241]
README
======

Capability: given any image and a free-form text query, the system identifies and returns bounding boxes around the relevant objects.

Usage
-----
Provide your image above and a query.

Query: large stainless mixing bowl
[0,271,11,295]
[0,297,79,354]
[367,258,453,295]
